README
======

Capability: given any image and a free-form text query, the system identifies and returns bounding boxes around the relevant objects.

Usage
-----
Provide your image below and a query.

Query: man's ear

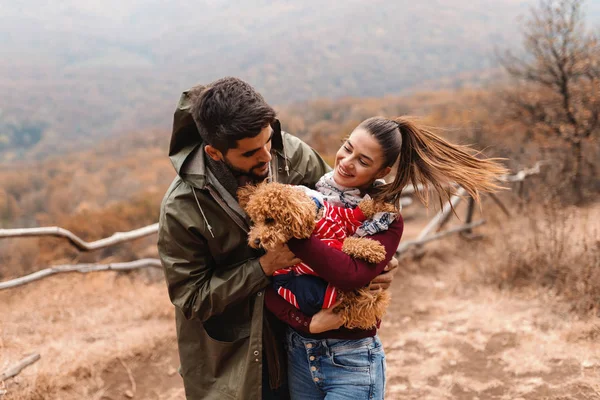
[204,145,223,162]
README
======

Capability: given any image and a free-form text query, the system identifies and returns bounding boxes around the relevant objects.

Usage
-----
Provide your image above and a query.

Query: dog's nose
[254,238,261,247]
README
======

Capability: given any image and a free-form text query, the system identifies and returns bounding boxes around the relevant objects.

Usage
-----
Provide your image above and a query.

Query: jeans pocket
[330,347,371,372]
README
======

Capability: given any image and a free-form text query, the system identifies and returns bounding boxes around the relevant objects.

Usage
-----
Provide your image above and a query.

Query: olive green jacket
[157,86,331,400]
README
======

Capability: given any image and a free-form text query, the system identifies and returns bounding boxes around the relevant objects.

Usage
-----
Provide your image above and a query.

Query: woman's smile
[336,164,354,177]
[332,127,390,190]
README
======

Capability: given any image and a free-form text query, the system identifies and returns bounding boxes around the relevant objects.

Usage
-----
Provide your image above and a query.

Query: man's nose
[257,146,272,163]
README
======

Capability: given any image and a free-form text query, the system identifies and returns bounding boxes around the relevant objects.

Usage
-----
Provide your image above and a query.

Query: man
[158,77,397,400]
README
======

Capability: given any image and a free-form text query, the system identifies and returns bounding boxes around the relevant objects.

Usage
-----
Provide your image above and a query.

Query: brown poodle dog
[238,182,396,330]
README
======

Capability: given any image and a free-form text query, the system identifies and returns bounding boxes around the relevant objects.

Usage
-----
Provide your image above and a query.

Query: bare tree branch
[118,357,137,398]
[417,187,467,241]
[0,223,159,251]
[500,161,545,182]
[394,162,542,255]
[397,220,486,255]
[0,354,41,382]
[0,259,162,290]
[489,193,512,217]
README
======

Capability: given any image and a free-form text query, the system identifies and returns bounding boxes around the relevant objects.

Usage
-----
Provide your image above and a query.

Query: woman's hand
[309,302,344,333]
[369,256,398,292]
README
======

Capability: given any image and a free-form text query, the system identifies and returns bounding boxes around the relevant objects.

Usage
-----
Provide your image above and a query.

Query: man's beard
[222,157,270,182]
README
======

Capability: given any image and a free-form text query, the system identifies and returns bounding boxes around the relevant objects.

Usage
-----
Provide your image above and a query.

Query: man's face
[207,124,274,181]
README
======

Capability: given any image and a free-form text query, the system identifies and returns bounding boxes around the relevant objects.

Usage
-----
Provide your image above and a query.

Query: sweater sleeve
[264,286,312,333]
[287,216,404,291]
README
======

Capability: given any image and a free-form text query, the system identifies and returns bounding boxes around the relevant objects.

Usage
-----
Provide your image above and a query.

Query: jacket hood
[168,84,285,189]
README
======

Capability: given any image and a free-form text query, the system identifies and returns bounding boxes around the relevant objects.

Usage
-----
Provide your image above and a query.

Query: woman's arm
[264,286,312,333]
[264,286,345,334]
[287,217,404,291]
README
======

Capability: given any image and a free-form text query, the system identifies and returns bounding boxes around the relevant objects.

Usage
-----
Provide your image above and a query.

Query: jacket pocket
[176,305,256,399]
[198,321,251,398]
[204,314,251,343]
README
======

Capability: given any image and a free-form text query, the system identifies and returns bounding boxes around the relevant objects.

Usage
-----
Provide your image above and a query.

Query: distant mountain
[0,0,599,160]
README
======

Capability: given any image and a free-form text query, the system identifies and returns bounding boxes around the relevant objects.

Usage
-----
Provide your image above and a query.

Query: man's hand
[309,301,344,333]
[369,256,398,292]
[259,244,301,276]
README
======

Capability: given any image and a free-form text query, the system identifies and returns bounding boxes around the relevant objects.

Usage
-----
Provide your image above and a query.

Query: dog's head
[238,182,317,250]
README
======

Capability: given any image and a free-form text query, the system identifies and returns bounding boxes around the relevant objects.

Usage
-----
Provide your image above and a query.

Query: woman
[265,116,507,399]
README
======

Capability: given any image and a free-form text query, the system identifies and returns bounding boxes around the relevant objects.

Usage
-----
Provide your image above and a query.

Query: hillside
[0,78,599,398]
[0,0,555,161]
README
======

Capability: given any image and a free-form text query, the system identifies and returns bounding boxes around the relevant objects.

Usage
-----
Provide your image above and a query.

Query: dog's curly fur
[238,183,316,250]
[239,182,394,329]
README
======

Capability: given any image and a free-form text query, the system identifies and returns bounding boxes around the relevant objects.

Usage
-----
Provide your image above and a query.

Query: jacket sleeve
[158,185,270,322]
[282,132,332,188]
[287,217,404,291]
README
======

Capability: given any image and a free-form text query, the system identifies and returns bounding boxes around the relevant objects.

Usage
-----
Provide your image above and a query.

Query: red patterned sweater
[272,201,368,309]
[265,216,404,340]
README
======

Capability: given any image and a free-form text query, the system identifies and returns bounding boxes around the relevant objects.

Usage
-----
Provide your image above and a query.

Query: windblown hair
[190,77,276,153]
[360,117,508,209]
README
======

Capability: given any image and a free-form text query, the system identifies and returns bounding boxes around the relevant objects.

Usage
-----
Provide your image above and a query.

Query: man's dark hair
[190,77,276,154]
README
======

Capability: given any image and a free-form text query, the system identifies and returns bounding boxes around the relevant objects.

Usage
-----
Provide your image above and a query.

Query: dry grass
[472,201,600,315]
[0,271,175,399]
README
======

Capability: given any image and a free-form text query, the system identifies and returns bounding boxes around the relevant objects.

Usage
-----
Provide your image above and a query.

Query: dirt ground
[379,272,600,399]
[1,222,599,399]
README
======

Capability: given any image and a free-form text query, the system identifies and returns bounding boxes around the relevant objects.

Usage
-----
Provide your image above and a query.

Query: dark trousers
[262,350,290,399]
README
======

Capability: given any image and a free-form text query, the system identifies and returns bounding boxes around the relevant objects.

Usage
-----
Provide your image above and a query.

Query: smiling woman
[333,127,391,192]
[334,116,508,210]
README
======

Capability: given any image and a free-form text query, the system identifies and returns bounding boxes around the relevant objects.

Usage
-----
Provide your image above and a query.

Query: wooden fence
[0,163,542,290]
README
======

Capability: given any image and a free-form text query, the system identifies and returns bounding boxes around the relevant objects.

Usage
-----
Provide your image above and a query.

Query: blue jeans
[286,328,386,400]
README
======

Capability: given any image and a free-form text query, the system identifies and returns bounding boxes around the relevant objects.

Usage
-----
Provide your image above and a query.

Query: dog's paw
[342,237,386,264]
[338,289,391,330]
[358,198,397,219]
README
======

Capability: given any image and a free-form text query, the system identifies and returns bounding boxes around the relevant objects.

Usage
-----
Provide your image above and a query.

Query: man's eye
[343,146,351,153]
[359,160,369,166]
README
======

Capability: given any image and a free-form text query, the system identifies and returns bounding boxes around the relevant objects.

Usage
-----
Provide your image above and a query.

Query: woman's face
[333,127,392,190]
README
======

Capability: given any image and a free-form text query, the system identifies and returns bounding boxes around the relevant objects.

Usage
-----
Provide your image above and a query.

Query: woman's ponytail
[370,117,508,209]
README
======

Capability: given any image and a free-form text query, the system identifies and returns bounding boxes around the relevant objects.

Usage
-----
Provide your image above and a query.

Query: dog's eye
[264,218,275,224]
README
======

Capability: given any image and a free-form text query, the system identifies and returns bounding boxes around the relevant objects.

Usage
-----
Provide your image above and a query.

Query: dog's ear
[287,195,317,239]
[237,185,257,210]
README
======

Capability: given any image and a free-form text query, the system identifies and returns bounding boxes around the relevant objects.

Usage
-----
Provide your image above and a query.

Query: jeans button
[309,356,315,361]
[306,343,313,349]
